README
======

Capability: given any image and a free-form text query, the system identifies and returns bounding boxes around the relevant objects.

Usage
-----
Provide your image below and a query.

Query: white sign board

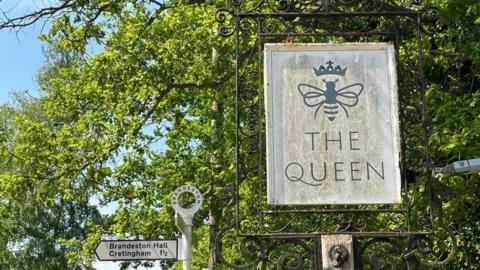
[95,240,178,261]
[265,43,401,205]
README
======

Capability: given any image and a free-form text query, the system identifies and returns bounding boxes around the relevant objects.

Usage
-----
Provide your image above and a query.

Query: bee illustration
[298,79,364,121]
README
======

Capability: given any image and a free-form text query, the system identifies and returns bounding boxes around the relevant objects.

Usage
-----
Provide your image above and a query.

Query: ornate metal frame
[214,1,457,268]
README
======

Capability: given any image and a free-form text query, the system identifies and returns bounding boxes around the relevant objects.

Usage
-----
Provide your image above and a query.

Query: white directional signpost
[171,185,203,270]
[94,185,202,270]
[95,240,178,261]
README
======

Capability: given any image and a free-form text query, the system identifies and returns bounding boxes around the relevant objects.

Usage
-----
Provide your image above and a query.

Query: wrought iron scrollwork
[218,0,419,14]
[213,0,457,268]
[355,224,458,269]
[215,0,438,36]
[357,238,405,269]
[216,8,236,37]
[215,187,266,269]
[277,251,304,269]
[215,187,318,269]
[274,239,315,269]
[407,226,458,268]
[418,5,441,35]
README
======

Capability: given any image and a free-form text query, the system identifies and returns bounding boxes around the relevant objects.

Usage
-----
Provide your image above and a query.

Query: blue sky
[0,0,61,103]
[0,30,43,103]
[0,19,44,103]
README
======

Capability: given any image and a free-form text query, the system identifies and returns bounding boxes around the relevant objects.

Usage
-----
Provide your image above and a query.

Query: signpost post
[94,185,202,270]
[171,185,203,270]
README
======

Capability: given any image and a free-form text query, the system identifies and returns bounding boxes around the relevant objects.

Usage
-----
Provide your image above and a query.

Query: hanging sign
[265,43,401,205]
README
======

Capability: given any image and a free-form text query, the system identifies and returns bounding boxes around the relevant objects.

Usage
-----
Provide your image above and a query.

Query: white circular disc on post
[171,185,203,216]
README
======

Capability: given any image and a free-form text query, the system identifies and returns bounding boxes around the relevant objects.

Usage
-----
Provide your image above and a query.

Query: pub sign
[264,43,401,205]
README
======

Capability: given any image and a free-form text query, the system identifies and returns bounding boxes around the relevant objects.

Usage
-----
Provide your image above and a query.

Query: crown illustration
[313,60,347,76]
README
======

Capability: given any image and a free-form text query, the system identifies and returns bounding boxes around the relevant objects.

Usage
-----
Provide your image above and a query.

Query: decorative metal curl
[215,187,265,269]
[238,17,257,33]
[419,5,441,35]
[358,238,404,270]
[351,216,368,231]
[263,214,300,233]
[215,8,235,37]
[274,239,315,270]
[273,0,292,12]
[359,0,386,12]
[369,250,397,270]
[420,5,440,24]
[407,226,458,268]
[277,252,304,270]
[215,234,265,269]
[301,214,321,231]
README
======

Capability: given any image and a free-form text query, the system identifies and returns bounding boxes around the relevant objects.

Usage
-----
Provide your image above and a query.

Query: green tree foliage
[2,1,236,269]
[0,0,479,269]
[0,95,103,269]
[425,1,480,268]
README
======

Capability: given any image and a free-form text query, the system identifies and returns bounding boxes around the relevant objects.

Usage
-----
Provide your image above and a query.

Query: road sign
[171,185,203,270]
[265,43,401,205]
[95,240,178,261]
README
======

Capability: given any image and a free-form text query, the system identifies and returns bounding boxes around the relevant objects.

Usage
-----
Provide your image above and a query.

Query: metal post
[171,185,203,270]
[176,213,193,270]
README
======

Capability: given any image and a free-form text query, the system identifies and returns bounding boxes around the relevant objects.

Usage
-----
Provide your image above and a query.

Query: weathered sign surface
[95,240,178,261]
[265,43,401,205]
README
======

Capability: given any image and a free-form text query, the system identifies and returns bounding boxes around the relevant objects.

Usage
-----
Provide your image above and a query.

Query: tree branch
[0,0,76,30]
[0,0,177,31]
